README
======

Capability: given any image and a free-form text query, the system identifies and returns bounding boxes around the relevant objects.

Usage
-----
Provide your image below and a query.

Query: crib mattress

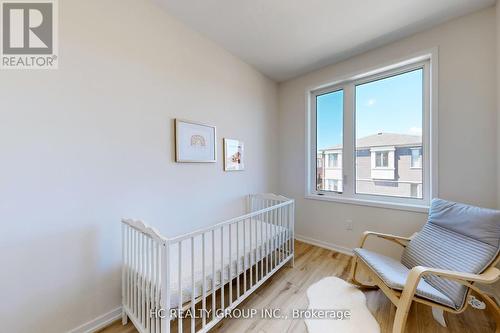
[129,220,289,308]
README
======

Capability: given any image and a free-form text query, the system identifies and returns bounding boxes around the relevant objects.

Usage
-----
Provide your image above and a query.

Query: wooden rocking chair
[349,198,500,333]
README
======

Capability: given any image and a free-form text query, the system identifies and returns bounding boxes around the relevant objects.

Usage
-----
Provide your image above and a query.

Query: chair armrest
[411,266,500,284]
[358,231,413,248]
[398,266,500,311]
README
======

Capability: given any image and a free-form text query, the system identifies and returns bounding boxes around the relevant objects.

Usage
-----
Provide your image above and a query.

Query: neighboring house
[317,132,422,198]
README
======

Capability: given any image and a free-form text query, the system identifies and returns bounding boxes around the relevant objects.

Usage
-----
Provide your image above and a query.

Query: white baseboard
[68,306,122,333]
[295,234,354,256]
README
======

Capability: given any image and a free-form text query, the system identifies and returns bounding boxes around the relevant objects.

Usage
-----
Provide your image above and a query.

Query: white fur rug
[305,277,380,333]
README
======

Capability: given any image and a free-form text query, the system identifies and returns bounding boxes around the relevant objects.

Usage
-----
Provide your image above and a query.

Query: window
[316,90,343,192]
[375,151,388,168]
[309,54,435,210]
[327,153,339,168]
[411,148,422,168]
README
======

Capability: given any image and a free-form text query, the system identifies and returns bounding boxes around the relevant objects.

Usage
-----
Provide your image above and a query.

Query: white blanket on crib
[168,219,289,307]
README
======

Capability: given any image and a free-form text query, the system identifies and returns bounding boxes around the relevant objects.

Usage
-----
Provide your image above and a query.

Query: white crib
[121,193,295,333]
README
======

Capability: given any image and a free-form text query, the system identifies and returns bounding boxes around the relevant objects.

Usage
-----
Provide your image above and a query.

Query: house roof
[321,132,421,151]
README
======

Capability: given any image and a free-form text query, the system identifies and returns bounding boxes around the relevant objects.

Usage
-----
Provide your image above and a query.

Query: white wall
[278,7,498,256]
[0,0,278,332]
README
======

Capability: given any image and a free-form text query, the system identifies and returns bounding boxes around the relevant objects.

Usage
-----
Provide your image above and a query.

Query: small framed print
[224,138,244,171]
[175,119,216,163]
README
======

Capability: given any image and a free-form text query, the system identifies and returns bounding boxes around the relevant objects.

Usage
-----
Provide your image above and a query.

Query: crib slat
[121,224,126,321]
[270,205,274,270]
[254,213,258,283]
[130,229,134,316]
[276,207,280,265]
[141,234,146,327]
[268,204,272,271]
[278,206,283,264]
[127,226,131,310]
[156,241,161,333]
[138,231,142,322]
[134,230,138,318]
[191,237,195,333]
[228,223,232,306]
[211,229,215,321]
[260,212,264,281]
[249,218,253,288]
[287,204,291,258]
[283,206,289,258]
[288,202,292,262]
[282,206,286,262]
[292,202,295,259]
[145,237,150,332]
[236,221,240,299]
[220,225,224,311]
[243,218,247,293]
[274,202,277,268]
[178,241,183,333]
[150,239,155,333]
[137,233,141,325]
[266,209,270,275]
[157,241,161,333]
[137,233,142,326]
[162,239,171,333]
[202,233,207,328]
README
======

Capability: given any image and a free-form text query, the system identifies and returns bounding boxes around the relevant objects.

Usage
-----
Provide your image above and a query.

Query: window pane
[316,90,343,193]
[355,69,423,198]
[411,148,422,168]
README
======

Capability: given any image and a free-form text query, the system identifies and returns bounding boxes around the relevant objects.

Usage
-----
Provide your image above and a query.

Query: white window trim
[305,49,438,213]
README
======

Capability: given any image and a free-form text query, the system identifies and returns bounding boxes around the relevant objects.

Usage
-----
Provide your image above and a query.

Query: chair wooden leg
[393,301,412,333]
[348,257,379,289]
[472,290,500,333]
[348,256,358,283]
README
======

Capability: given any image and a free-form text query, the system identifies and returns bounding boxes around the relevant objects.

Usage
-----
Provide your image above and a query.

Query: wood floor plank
[99,240,496,333]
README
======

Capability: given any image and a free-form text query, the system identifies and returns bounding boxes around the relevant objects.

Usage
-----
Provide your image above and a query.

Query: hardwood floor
[100,240,496,333]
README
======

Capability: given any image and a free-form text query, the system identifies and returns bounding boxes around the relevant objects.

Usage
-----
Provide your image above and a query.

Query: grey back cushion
[401,198,500,309]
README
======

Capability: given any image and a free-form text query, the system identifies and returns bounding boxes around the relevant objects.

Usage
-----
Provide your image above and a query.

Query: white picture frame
[224,138,244,171]
[175,119,216,163]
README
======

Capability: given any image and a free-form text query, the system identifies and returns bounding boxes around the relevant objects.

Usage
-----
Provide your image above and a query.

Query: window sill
[305,194,429,213]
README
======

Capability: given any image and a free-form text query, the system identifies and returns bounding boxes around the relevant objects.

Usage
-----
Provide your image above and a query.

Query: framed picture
[224,138,244,171]
[175,119,216,163]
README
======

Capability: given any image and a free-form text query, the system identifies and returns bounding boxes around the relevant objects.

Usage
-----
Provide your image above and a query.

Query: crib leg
[287,255,295,268]
[122,309,128,325]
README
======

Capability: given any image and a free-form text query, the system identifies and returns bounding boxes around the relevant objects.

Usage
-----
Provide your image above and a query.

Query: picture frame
[175,119,217,163]
[224,138,245,171]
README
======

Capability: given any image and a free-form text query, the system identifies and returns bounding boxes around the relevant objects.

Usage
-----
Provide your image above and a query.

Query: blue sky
[317,69,423,150]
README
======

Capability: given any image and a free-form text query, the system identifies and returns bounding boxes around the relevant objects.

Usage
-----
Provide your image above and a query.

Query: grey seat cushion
[401,198,500,309]
[353,248,456,308]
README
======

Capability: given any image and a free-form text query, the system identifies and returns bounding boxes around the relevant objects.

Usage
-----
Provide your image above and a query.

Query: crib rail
[122,193,294,333]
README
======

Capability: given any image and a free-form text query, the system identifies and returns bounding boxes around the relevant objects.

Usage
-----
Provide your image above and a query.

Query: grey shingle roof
[321,132,422,151]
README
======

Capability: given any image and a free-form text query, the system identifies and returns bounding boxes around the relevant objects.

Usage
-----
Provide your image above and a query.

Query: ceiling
[159,0,496,81]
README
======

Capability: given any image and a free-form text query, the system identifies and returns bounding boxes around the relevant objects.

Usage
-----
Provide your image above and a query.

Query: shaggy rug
[305,276,380,333]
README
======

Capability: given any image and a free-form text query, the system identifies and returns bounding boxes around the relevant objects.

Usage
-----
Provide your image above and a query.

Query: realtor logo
[1,0,58,69]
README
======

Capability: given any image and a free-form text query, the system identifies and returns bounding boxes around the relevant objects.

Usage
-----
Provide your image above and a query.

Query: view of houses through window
[316,68,424,199]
